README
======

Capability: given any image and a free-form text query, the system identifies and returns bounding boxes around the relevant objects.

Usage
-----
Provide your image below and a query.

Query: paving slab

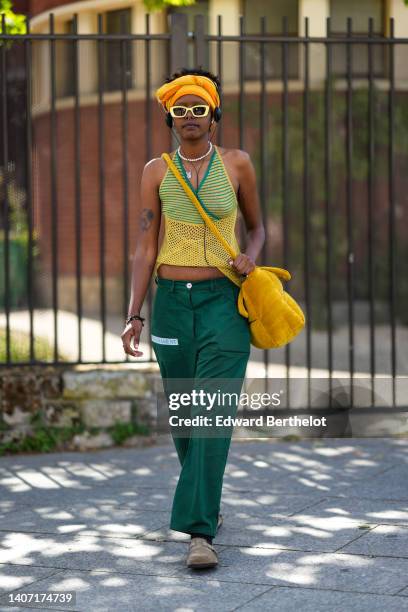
[236,585,408,612]
[338,465,408,501]
[0,568,270,612]
[219,491,328,518]
[339,524,408,558]
[226,447,397,483]
[2,484,175,511]
[398,585,408,597]
[0,566,62,594]
[290,497,408,526]
[0,506,168,539]
[0,462,178,499]
[221,476,351,497]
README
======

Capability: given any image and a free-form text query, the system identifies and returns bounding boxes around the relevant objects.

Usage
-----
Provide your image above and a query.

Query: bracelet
[126,314,145,326]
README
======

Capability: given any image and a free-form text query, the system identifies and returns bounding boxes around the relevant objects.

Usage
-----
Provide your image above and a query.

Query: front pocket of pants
[151,286,172,332]
[151,287,190,351]
[214,292,250,353]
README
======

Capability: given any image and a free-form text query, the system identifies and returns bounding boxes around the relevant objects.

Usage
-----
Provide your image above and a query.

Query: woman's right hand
[121,320,144,357]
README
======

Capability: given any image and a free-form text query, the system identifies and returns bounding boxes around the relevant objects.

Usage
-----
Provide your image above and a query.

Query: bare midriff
[157,264,225,281]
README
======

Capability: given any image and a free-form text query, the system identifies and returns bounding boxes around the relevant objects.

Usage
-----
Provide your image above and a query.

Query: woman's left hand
[228,253,256,276]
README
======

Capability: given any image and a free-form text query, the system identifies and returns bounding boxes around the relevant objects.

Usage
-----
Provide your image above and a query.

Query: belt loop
[210,278,216,291]
[170,280,175,292]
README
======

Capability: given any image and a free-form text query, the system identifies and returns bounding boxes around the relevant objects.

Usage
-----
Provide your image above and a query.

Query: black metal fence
[1,12,407,408]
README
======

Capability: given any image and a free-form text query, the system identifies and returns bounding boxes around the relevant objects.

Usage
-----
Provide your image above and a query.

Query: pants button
[186,282,192,288]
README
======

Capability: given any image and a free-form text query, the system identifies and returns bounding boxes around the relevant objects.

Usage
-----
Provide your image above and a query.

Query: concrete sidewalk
[0,437,408,611]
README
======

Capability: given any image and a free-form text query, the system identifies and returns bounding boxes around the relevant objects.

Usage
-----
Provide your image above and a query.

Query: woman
[121,68,265,569]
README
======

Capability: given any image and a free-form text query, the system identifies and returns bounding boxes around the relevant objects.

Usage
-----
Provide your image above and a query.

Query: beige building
[30,0,408,114]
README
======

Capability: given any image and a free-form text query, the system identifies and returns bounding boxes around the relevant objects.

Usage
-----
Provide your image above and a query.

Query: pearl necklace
[177,142,213,179]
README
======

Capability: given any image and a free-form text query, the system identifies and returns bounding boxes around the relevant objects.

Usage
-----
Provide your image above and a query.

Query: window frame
[329,0,388,79]
[102,7,133,93]
[241,0,300,81]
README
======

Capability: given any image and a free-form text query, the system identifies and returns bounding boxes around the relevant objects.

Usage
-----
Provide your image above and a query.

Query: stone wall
[0,364,163,455]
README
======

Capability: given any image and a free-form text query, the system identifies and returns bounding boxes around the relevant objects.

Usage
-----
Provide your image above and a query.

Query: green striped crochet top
[158,144,238,222]
[153,144,244,288]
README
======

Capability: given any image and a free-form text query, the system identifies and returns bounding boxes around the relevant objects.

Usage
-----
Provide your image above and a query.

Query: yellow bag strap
[161,152,238,260]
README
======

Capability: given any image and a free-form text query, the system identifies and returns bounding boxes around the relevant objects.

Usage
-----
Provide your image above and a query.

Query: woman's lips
[184,124,199,128]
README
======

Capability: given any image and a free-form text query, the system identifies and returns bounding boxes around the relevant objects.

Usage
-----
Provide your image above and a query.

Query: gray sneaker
[186,537,218,569]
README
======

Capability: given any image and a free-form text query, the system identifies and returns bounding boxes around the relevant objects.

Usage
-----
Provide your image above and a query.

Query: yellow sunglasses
[169,104,210,118]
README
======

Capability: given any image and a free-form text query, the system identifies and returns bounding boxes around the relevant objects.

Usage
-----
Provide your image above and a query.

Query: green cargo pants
[151,274,251,537]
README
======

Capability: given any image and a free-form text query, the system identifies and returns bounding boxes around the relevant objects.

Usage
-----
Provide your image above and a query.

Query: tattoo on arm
[139,208,154,231]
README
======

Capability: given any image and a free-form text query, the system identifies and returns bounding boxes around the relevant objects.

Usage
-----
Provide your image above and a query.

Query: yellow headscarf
[155,74,220,112]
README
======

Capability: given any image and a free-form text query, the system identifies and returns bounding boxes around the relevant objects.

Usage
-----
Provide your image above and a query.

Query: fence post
[194,14,207,68]
[170,12,188,73]
[169,12,188,150]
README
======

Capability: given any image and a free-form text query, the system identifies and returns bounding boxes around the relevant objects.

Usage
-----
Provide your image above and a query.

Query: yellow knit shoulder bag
[161,152,306,349]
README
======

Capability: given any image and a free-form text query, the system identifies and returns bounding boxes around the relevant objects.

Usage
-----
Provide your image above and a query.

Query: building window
[103,8,132,92]
[56,19,75,98]
[243,0,299,81]
[168,0,210,69]
[330,0,386,77]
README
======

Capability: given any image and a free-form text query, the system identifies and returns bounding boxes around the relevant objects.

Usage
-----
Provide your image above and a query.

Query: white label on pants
[151,334,179,345]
